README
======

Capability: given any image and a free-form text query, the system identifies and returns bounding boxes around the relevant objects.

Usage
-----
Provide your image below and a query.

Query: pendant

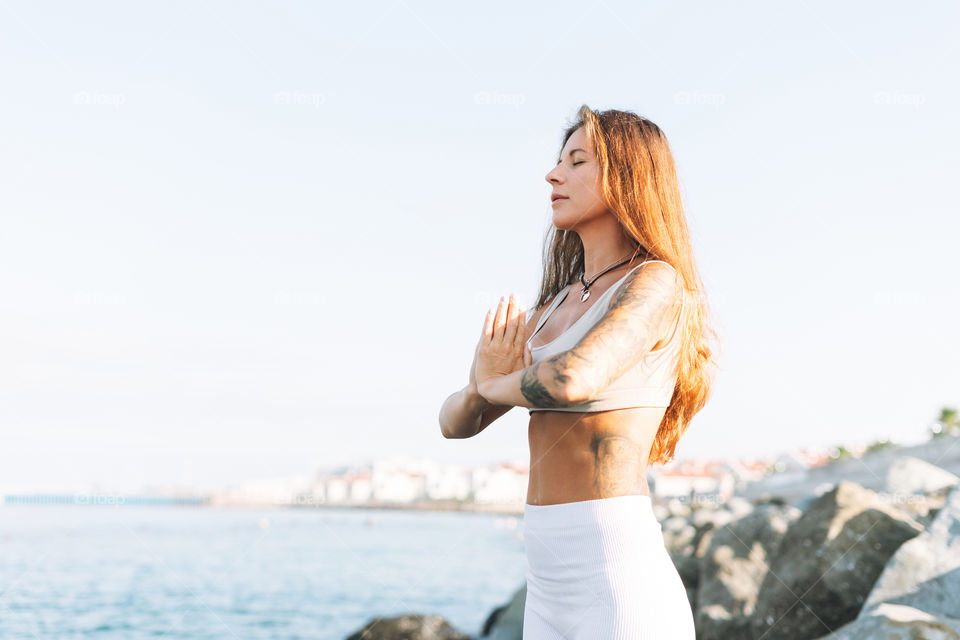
[580,289,591,302]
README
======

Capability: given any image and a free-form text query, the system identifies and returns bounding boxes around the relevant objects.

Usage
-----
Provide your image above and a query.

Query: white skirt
[522,495,696,639]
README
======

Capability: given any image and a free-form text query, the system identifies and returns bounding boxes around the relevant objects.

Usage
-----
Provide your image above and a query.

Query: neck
[578,225,641,278]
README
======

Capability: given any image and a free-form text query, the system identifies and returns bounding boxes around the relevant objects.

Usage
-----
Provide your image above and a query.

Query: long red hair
[533,105,721,464]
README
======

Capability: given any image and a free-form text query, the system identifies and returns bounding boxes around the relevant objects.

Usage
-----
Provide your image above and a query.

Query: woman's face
[544,126,609,230]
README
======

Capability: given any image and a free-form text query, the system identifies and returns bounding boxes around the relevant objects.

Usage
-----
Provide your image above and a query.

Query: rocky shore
[345,441,960,639]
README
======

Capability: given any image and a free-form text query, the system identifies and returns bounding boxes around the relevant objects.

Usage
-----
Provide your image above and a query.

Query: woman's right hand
[468,294,532,403]
[467,337,488,404]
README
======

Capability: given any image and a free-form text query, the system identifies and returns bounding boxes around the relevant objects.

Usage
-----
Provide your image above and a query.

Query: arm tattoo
[552,262,681,405]
[520,359,569,408]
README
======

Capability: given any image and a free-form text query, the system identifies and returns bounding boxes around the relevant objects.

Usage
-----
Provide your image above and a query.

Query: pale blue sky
[1,1,957,492]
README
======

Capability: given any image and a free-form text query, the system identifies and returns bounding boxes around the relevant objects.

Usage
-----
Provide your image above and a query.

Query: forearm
[439,384,491,439]
[478,362,571,410]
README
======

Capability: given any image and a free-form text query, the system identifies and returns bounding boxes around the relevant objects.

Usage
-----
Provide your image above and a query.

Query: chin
[552,209,581,230]
[555,205,608,230]
[553,213,591,232]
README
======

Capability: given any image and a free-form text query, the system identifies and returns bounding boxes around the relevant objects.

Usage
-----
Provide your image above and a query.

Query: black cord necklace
[577,252,635,302]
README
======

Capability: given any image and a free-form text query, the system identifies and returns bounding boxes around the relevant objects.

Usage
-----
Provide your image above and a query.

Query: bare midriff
[526,407,665,506]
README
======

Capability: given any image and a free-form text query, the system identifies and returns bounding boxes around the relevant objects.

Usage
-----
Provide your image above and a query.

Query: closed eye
[573,161,585,166]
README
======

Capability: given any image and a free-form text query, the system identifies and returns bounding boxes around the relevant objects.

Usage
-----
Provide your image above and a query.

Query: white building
[472,462,528,505]
[425,464,472,501]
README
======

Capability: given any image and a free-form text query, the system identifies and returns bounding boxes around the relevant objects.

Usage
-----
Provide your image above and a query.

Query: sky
[1,1,957,493]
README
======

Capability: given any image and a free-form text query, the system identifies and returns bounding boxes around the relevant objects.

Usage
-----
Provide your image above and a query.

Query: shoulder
[607,260,681,313]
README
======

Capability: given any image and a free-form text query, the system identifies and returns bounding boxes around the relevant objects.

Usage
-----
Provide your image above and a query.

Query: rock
[879,482,955,530]
[724,495,755,520]
[750,481,924,640]
[811,602,960,639]
[666,497,692,518]
[691,505,735,529]
[859,484,960,620]
[480,584,525,639]
[666,516,718,615]
[695,503,802,640]
[886,455,960,497]
[674,552,703,613]
[345,614,473,640]
[662,519,697,554]
[652,503,669,521]
[740,434,960,506]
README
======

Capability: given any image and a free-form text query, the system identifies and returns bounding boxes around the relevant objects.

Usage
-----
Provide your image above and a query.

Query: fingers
[504,294,523,343]
[487,293,525,345]
[482,308,494,342]
[493,295,510,340]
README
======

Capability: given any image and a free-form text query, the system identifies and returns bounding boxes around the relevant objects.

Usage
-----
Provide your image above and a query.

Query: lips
[551,194,568,202]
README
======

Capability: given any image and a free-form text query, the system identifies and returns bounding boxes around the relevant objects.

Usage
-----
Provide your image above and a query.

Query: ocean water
[0,504,527,639]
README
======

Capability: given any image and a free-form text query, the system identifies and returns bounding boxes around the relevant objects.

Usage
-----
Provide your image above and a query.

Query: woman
[439,105,719,638]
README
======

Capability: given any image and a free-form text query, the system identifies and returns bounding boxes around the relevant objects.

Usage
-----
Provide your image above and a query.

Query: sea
[0,504,527,639]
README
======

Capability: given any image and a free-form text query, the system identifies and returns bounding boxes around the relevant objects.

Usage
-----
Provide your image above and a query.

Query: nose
[545,166,562,185]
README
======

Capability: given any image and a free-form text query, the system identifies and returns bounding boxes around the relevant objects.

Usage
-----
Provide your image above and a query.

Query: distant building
[650,459,735,505]
[212,474,312,506]
[472,462,528,505]
[371,463,425,503]
[425,464,471,501]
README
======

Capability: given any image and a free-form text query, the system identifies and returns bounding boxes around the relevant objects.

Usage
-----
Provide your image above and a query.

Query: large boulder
[880,482,956,530]
[885,455,960,497]
[750,481,924,640]
[479,584,525,639]
[345,614,473,640]
[664,511,716,611]
[663,498,759,613]
[695,503,801,640]
[811,602,960,639]
[859,484,960,620]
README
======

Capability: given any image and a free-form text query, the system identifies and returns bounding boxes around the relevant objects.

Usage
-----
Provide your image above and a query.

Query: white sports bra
[526,260,684,415]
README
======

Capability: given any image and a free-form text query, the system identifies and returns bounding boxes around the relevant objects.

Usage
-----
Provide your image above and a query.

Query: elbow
[440,424,459,439]
[559,384,585,407]
[441,428,470,440]
[555,370,591,407]
[439,417,456,440]
[438,393,480,440]
[439,418,468,440]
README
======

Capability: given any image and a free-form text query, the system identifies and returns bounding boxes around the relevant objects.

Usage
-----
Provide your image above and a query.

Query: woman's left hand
[476,293,531,396]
